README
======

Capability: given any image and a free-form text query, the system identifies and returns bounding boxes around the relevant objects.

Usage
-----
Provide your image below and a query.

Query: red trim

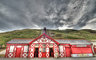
[29,33,59,45]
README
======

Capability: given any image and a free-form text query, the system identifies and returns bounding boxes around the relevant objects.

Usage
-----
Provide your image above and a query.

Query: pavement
[0,57,96,60]
[0,50,96,60]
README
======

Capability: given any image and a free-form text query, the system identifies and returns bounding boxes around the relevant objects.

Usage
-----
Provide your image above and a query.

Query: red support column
[28,44,35,58]
[53,44,59,58]
[46,44,49,58]
[38,44,42,58]
[60,45,64,57]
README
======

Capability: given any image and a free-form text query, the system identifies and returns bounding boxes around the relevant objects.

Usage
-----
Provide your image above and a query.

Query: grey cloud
[0,0,96,31]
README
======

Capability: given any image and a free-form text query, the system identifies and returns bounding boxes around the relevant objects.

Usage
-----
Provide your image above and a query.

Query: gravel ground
[0,57,96,60]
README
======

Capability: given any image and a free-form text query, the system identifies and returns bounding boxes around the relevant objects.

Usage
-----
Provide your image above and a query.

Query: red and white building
[5,28,94,58]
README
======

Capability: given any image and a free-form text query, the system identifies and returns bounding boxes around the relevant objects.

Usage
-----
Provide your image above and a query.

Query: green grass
[0,29,96,47]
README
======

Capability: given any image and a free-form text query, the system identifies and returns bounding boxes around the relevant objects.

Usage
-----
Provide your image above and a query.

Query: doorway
[49,48,54,57]
[15,47,21,57]
[34,48,38,57]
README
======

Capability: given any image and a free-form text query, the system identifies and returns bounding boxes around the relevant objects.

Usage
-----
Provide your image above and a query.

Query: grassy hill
[0,29,96,47]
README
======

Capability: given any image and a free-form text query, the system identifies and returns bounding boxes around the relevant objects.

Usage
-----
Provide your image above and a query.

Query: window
[49,44,53,47]
[42,44,46,47]
[24,46,28,52]
[42,48,46,52]
[35,44,39,47]
[9,46,14,52]
[59,46,63,52]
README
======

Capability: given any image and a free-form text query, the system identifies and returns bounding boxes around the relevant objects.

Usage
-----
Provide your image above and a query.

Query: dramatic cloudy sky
[0,0,96,32]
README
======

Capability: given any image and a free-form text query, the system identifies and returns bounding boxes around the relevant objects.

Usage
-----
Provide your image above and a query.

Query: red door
[65,47,71,57]
[42,47,46,58]
[42,52,46,57]
[15,47,21,57]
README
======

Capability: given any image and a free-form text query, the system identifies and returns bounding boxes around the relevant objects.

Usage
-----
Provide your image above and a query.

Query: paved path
[0,57,96,60]
[0,50,6,54]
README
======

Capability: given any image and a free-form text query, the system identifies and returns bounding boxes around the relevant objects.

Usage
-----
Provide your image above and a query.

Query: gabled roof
[7,39,32,44]
[29,33,59,45]
[56,39,92,45]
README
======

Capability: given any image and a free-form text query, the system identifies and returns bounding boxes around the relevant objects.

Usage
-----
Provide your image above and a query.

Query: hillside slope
[0,29,96,46]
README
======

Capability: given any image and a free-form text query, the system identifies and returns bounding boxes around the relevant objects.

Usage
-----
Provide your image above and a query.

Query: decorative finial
[43,27,46,34]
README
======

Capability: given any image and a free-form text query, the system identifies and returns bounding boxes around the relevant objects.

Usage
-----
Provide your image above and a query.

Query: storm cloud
[0,0,96,32]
